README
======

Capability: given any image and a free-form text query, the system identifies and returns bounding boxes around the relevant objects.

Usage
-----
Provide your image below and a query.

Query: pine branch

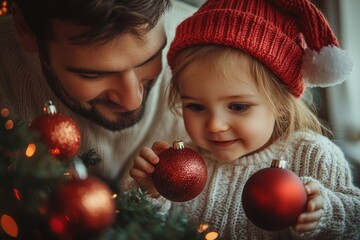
[79,148,102,167]
[103,188,202,240]
[0,109,213,240]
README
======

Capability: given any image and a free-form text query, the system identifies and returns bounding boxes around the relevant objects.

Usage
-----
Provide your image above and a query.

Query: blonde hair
[168,45,332,142]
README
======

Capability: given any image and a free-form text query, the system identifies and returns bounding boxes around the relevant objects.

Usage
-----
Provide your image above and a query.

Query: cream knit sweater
[157,131,360,239]
[0,1,195,189]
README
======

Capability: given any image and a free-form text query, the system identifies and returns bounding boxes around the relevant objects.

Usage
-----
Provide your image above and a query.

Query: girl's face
[178,57,276,162]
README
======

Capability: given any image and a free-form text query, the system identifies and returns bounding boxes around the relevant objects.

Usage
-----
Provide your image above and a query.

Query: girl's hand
[129,141,170,198]
[292,181,324,233]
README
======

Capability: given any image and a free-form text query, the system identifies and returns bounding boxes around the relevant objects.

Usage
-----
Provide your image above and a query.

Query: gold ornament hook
[271,159,287,169]
[173,137,185,150]
[44,100,57,114]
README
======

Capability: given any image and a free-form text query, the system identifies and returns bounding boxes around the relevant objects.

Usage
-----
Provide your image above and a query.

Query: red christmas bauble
[29,101,81,161]
[241,160,307,231]
[152,140,207,202]
[48,177,116,239]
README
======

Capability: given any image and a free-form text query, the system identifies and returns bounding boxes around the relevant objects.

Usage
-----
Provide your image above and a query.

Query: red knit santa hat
[167,0,352,97]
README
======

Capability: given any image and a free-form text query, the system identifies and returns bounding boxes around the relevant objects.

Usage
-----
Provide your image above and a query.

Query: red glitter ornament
[152,139,207,202]
[48,177,116,239]
[29,100,81,161]
[242,160,308,231]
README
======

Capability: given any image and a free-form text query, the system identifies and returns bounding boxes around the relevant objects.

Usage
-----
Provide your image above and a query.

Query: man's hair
[13,0,171,45]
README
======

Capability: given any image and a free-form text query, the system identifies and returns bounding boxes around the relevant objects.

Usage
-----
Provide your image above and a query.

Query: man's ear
[11,3,38,52]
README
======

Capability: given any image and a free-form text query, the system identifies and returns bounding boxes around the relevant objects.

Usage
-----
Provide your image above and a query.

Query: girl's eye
[185,103,205,112]
[229,103,248,112]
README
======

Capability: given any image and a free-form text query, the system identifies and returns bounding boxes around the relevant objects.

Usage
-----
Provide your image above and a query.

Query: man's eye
[229,103,248,112]
[79,74,100,79]
[185,103,205,112]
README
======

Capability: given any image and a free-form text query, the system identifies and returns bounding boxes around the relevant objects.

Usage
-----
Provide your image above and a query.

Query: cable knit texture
[155,131,360,239]
[167,0,352,98]
[0,1,195,189]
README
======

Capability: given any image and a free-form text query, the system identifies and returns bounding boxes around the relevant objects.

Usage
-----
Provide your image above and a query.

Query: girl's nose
[206,114,229,133]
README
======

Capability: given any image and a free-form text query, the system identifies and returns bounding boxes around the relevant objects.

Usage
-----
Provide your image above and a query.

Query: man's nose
[109,69,144,111]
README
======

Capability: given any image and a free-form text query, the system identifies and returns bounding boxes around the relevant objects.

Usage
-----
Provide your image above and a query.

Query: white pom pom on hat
[274,0,353,90]
[303,46,353,88]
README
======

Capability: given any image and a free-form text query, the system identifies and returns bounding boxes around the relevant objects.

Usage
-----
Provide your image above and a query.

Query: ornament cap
[44,100,57,115]
[271,159,287,169]
[173,139,185,150]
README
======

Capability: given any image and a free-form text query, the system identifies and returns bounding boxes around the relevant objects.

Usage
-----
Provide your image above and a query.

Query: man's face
[41,19,166,130]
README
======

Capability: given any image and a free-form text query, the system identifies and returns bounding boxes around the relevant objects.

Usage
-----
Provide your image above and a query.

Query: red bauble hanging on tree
[47,176,116,239]
[241,160,307,231]
[29,100,81,161]
[152,139,207,202]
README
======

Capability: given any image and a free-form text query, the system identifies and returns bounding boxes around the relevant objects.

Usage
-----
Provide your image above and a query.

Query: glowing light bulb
[25,143,36,157]
[13,188,21,200]
[197,223,209,233]
[4,119,13,130]
[0,107,9,117]
[205,231,218,240]
[1,214,18,238]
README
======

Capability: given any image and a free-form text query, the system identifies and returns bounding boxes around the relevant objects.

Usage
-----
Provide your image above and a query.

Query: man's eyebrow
[65,67,117,75]
[65,39,168,74]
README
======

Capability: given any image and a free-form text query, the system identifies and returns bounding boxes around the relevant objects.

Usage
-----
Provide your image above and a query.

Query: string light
[13,188,21,201]
[0,0,9,17]
[205,231,219,240]
[0,108,10,117]
[1,214,18,238]
[1,108,13,130]
[197,223,209,233]
[4,119,13,130]
[25,143,37,157]
[197,223,219,240]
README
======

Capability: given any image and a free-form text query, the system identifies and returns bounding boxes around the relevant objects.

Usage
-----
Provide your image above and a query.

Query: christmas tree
[0,103,218,240]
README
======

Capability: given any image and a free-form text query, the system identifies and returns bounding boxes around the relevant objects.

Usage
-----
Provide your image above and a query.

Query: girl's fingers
[297,209,323,224]
[129,168,159,197]
[291,181,324,233]
[152,141,170,154]
[129,167,148,178]
[304,182,324,211]
[292,209,323,232]
[292,220,320,233]
[305,181,321,197]
[130,142,168,198]
[133,155,155,173]
[139,147,160,164]
[306,195,324,212]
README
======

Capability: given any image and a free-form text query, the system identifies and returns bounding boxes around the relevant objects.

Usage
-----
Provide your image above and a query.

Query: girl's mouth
[211,140,237,147]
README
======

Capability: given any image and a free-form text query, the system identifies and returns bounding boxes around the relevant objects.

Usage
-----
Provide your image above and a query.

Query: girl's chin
[211,151,244,162]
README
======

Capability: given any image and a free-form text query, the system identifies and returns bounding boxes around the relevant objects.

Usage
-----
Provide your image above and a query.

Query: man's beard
[76,96,149,131]
[37,44,153,131]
